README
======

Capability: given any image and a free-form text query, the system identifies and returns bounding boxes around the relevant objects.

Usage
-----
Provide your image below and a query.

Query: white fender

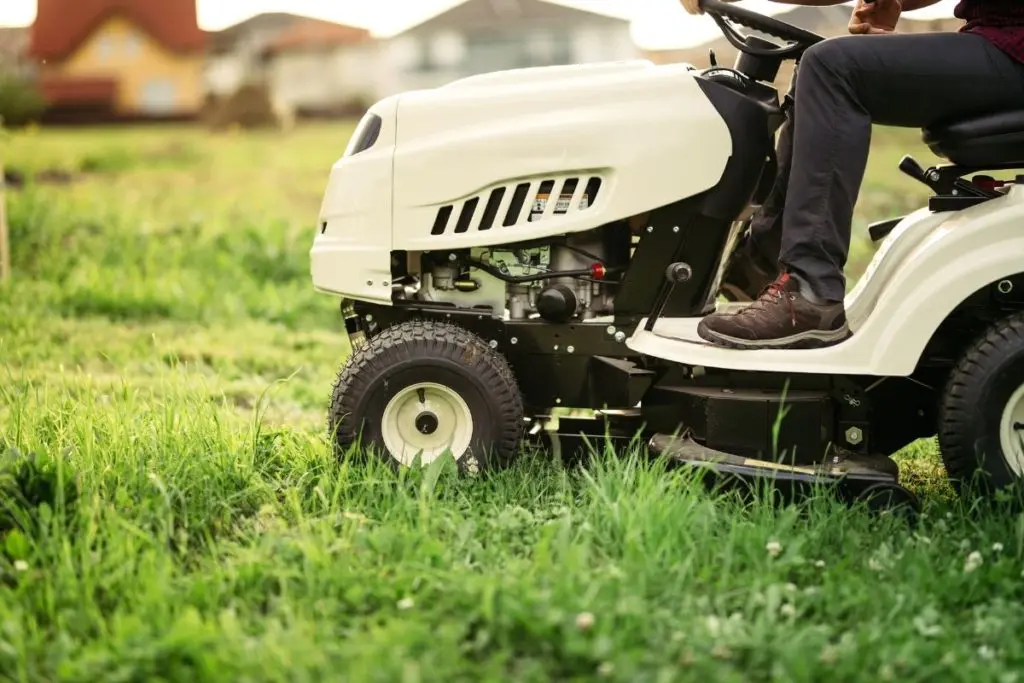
[860,187,1024,374]
[631,186,1024,376]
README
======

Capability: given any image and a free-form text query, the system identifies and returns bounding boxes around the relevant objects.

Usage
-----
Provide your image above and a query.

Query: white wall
[336,44,379,103]
[267,43,381,111]
[374,22,639,101]
[204,25,306,99]
[258,21,640,108]
[573,25,638,63]
[204,53,247,97]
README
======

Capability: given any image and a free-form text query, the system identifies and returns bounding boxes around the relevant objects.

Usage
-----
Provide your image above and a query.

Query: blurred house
[375,0,638,98]
[261,19,377,118]
[0,27,31,79]
[204,13,308,100]
[215,0,638,117]
[29,0,207,122]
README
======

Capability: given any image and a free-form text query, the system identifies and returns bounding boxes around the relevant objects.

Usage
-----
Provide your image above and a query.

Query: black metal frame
[895,155,1024,214]
[347,290,943,468]
[349,299,650,411]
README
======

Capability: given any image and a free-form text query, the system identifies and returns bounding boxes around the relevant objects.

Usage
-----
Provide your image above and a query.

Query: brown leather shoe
[698,273,850,349]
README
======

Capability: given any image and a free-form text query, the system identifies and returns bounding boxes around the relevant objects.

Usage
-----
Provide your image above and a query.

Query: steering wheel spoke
[699,0,824,60]
[708,14,797,57]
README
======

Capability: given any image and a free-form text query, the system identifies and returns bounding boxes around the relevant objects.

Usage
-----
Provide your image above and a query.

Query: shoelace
[748,274,797,327]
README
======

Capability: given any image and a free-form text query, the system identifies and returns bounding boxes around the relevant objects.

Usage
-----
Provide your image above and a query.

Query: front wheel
[939,310,1024,498]
[328,320,525,471]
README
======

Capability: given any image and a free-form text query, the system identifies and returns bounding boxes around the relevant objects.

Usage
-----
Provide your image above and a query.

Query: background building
[29,0,207,122]
[375,0,638,98]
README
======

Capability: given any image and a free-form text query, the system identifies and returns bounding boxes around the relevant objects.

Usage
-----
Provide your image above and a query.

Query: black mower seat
[923,109,1024,167]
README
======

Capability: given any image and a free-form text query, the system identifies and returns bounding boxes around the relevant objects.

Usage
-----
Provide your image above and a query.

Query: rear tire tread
[939,309,1024,493]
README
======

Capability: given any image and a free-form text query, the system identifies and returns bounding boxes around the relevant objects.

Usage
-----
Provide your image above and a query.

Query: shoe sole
[697,323,852,350]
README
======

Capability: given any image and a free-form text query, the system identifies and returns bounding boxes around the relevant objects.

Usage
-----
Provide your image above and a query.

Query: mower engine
[405,224,631,323]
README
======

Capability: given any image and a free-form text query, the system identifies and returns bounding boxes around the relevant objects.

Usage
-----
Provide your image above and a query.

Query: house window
[551,31,573,64]
[527,31,555,63]
[410,35,454,73]
[139,78,177,114]
[413,40,436,72]
[460,28,574,74]
[96,36,114,62]
[531,30,572,66]
[124,33,142,58]
[463,29,523,73]
[389,35,420,70]
[429,31,465,68]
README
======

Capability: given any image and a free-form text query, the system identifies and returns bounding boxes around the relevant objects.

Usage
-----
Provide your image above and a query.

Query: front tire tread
[328,319,524,469]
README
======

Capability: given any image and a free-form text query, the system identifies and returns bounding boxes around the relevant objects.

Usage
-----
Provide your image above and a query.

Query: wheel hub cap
[415,411,439,435]
[381,382,473,465]
[999,384,1024,477]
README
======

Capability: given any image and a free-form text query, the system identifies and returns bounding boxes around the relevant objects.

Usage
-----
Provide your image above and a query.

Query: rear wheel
[939,310,1024,498]
[855,482,921,520]
[328,319,525,471]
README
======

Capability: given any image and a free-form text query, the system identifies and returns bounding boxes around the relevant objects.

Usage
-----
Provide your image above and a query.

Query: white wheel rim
[380,382,473,466]
[998,383,1024,477]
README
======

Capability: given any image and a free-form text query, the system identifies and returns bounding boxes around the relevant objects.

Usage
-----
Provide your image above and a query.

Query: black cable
[466,258,624,284]
[484,240,607,265]
[576,277,622,286]
[557,243,607,264]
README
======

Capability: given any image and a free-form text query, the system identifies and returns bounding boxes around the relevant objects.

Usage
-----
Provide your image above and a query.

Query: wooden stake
[0,157,8,283]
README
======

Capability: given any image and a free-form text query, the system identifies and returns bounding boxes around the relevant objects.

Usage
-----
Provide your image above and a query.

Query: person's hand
[849,0,903,34]
[679,0,735,16]
[680,0,703,15]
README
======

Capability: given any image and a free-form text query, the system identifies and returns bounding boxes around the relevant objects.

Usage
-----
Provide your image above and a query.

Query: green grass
[1,122,1021,682]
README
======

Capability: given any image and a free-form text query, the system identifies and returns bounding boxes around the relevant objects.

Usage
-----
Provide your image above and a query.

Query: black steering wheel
[698,0,825,58]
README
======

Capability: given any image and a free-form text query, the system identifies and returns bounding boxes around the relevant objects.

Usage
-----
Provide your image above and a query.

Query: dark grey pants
[742,32,1024,302]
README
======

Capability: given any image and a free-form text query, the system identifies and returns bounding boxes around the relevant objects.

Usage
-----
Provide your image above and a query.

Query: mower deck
[649,432,896,480]
[646,433,919,512]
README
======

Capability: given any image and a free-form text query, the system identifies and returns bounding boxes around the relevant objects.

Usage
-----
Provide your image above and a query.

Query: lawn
[2,121,1023,682]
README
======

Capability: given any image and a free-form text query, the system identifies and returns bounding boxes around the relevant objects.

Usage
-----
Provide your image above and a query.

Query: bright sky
[0,0,962,49]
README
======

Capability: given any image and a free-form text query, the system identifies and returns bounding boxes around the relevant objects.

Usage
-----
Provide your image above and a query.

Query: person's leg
[699,31,1024,349]
[720,72,798,300]
[783,32,1024,303]
[747,71,798,266]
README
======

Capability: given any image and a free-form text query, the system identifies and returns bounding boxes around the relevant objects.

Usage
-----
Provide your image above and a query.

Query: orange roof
[30,0,206,61]
[263,18,371,56]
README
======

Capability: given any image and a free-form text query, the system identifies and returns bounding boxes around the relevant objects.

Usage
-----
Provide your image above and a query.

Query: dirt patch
[203,84,292,132]
[3,166,83,189]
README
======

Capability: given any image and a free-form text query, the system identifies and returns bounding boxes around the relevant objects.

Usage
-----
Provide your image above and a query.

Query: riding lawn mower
[311,0,1024,511]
